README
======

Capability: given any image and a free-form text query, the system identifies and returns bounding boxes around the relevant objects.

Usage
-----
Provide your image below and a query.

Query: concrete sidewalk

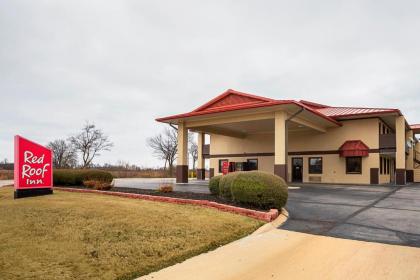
[139,229,420,280]
[0,180,13,187]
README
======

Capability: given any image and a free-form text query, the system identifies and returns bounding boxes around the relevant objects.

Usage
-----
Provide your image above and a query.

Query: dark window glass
[309,157,322,174]
[247,159,258,171]
[346,157,362,174]
[235,162,243,171]
[386,158,390,175]
[218,159,228,173]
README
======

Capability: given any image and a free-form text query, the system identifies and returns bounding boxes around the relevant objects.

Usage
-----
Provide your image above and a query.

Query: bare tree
[69,122,113,168]
[189,134,198,170]
[47,139,77,168]
[147,127,178,175]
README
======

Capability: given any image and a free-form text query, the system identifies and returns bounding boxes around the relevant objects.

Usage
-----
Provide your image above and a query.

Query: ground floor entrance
[291,157,303,182]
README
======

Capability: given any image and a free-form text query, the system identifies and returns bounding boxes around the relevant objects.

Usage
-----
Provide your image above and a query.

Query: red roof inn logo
[14,135,53,199]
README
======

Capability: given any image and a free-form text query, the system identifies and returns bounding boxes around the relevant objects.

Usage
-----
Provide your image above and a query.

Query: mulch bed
[57,185,266,211]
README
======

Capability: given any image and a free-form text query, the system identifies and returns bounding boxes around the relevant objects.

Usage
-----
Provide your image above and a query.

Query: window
[235,162,244,171]
[309,157,322,174]
[346,157,362,174]
[247,159,258,171]
[380,156,391,175]
[218,159,228,173]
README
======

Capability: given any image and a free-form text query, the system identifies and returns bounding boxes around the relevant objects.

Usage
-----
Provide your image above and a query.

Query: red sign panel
[14,136,53,190]
[222,161,229,175]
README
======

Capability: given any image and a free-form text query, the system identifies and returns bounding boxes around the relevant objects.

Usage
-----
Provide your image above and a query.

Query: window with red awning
[339,140,369,157]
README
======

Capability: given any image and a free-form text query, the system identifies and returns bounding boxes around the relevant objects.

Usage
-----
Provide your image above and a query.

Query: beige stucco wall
[406,130,414,170]
[209,118,382,184]
[379,174,390,184]
[286,118,380,184]
[287,118,379,151]
[286,153,379,185]
[414,169,420,183]
[415,142,420,182]
[209,133,275,176]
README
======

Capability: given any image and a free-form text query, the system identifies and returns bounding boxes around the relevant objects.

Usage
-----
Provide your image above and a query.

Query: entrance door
[292,157,303,182]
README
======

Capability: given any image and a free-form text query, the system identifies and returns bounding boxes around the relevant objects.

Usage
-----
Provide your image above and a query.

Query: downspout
[284,107,305,172]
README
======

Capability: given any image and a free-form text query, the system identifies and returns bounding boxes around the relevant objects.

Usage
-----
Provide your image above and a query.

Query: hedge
[218,172,240,200]
[53,169,113,186]
[231,171,288,210]
[209,175,222,195]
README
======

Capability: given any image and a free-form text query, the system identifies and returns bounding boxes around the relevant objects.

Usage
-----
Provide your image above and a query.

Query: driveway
[140,227,420,280]
[282,183,420,247]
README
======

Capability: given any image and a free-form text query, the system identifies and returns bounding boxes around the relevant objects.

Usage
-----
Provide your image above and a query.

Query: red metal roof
[411,124,420,129]
[411,124,420,134]
[192,89,275,112]
[316,107,400,118]
[156,89,341,125]
[299,100,330,109]
[339,140,370,157]
[156,89,405,125]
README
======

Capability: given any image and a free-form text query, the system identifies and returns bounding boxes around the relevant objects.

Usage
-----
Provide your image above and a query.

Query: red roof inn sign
[14,136,53,199]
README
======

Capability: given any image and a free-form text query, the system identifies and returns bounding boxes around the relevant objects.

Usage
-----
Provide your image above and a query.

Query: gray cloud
[1,0,419,166]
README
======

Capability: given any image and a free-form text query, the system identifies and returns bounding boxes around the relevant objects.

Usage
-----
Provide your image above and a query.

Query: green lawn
[0,187,263,279]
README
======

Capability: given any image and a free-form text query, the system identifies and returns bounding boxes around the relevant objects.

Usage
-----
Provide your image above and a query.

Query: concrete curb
[55,187,280,222]
[251,208,289,235]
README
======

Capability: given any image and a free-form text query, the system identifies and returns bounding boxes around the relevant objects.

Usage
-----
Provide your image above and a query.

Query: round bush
[231,171,288,210]
[54,169,113,186]
[218,172,240,200]
[209,175,222,195]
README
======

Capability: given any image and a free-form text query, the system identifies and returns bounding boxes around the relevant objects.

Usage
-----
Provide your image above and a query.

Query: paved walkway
[139,228,420,280]
[283,183,420,247]
[0,180,13,187]
[113,178,210,194]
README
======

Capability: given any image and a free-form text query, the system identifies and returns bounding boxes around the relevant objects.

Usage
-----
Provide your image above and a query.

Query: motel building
[157,89,420,185]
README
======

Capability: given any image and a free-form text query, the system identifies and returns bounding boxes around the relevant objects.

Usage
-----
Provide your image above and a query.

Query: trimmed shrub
[83,180,112,191]
[208,175,222,195]
[218,172,240,200]
[231,171,288,210]
[157,184,174,193]
[54,169,113,186]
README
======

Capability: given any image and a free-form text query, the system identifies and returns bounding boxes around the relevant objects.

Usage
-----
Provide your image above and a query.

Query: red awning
[339,140,370,157]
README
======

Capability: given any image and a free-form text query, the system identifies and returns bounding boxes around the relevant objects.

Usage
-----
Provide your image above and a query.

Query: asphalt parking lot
[281,183,420,247]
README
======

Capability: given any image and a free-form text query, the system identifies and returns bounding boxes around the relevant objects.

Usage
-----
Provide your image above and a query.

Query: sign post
[14,135,53,199]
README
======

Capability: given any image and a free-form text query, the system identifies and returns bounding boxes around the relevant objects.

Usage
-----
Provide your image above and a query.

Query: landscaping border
[55,187,279,222]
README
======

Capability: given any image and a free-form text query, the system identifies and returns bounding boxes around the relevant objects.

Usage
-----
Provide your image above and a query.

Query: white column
[274,111,287,181]
[196,132,205,180]
[395,116,406,185]
[176,122,188,183]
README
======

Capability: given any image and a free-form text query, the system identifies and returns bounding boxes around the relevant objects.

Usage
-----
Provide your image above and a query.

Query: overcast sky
[1,0,419,167]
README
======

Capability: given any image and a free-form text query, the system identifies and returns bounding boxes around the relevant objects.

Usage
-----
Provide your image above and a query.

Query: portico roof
[156,89,341,126]
[411,124,420,134]
[156,89,404,126]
